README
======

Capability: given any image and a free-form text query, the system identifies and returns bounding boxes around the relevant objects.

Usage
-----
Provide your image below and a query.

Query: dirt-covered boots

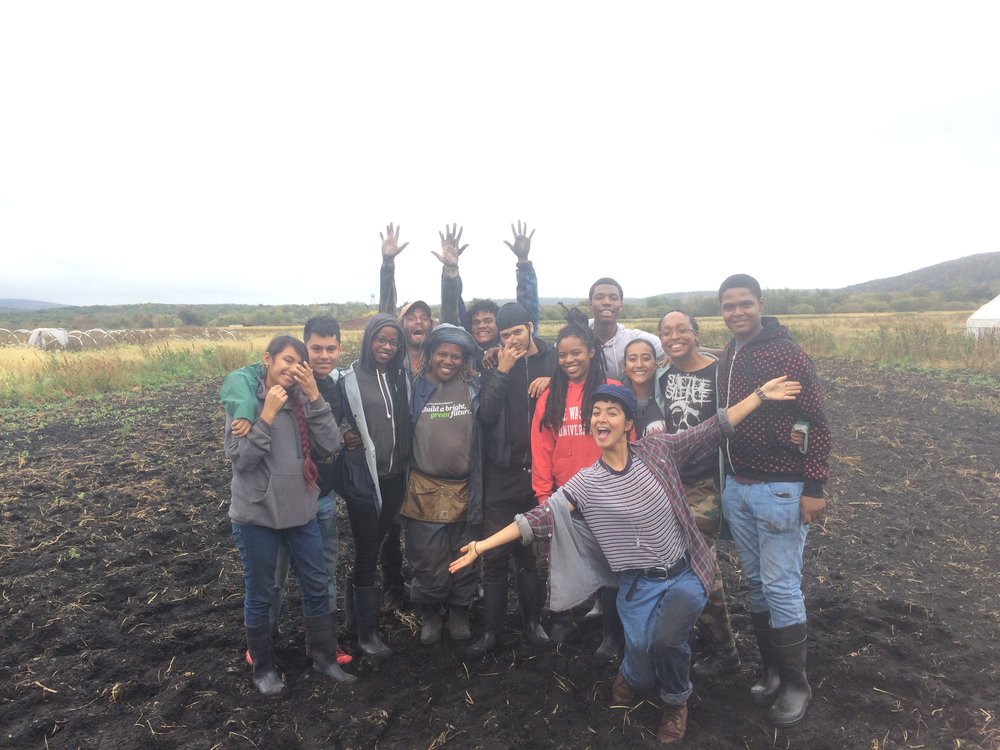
[548,610,577,643]
[594,586,624,659]
[768,622,812,727]
[657,701,688,744]
[420,604,443,645]
[448,605,471,641]
[749,610,781,705]
[245,623,288,699]
[690,642,741,679]
[304,613,357,685]
[353,584,393,660]
[516,570,549,644]
[465,581,507,657]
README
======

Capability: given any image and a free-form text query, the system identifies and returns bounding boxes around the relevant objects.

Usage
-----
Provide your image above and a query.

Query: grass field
[1,311,996,407]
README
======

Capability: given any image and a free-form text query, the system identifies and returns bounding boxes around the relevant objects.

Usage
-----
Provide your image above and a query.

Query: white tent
[27,327,69,349]
[966,295,1000,339]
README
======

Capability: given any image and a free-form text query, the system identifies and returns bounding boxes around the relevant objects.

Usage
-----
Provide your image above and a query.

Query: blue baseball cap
[588,383,638,422]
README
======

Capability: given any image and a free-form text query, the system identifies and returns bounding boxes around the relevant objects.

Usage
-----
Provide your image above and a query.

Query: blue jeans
[617,567,707,706]
[231,519,332,628]
[270,493,340,627]
[721,477,809,628]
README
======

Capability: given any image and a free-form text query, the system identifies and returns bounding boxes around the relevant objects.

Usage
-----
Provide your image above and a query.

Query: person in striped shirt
[449,378,801,745]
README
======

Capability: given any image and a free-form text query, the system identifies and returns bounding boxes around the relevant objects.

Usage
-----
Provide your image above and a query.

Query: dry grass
[1,312,995,407]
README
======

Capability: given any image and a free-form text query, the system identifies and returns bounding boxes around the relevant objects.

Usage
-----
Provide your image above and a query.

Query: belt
[638,555,689,580]
[624,555,689,601]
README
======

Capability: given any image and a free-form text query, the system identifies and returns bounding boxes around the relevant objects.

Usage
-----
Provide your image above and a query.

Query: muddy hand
[503,220,535,262]
[380,222,409,259]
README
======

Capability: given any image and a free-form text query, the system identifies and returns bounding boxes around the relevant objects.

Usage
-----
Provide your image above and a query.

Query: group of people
[220,223,831,745]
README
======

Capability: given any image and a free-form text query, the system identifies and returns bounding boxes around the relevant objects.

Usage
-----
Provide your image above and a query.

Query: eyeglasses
[660,328,694,337]
[373,336,400,349]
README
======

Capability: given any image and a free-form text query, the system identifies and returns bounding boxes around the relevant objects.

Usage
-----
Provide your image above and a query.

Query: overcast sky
[2,2,998,307]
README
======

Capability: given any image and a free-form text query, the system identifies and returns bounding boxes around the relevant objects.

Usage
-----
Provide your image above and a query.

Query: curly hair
[539,321,606,432]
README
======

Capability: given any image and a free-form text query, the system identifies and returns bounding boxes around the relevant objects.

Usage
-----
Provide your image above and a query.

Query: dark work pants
[482,462,539,586]
[346,473,405,588]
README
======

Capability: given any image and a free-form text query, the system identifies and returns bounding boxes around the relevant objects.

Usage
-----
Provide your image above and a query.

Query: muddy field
[1,359,998,749]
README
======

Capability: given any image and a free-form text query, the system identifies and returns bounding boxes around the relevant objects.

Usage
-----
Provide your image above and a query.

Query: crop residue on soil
[1,360,998,749]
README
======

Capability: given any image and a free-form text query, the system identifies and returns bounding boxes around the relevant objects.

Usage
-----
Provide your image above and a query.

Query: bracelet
[471,541,479,557]
[755,386,768,402]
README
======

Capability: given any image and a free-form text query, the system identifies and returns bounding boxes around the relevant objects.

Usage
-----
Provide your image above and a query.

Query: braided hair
[265,335,319,488]
[539,318,607,432]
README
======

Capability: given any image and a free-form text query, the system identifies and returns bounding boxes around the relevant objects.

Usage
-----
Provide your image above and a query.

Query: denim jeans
[617,567,707,706]
[721,477,809,628]
[231,519,332,628]
[269,493,340,627]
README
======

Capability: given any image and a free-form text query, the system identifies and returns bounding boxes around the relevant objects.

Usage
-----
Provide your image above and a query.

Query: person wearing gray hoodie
[225,335,354,697]
[336,314,412,659]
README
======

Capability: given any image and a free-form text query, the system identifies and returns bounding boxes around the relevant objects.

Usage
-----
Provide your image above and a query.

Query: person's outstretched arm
[433,223,468,327]
[506,221,540,331]
[379,222,408,315]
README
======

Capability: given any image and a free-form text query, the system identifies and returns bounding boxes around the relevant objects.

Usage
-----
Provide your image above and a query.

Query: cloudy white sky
[2,2,998,307]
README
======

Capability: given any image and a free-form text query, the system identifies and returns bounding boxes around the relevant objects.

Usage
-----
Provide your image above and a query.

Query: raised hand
[432,223,468,267]
[503,220,535,262]
[380,223,409,259]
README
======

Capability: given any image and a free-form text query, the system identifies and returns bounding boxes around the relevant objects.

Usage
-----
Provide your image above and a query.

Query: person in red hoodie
[531,318,621,643]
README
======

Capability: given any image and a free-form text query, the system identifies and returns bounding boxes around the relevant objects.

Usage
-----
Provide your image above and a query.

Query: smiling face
[306,334,341,379]
[623,340,656,387]
[402,308,432,350]
[720,287,765,344]
[470,310,498,346]
[427,342,465,383]
[658,311,698,361]
[589,283,623,326]
[590,398,633,450]
[370,325,401,369]
[264,345,304,389]
[558,334,595,384]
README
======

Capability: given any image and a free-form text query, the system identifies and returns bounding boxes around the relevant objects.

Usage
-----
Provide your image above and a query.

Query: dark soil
[1,360,998,749]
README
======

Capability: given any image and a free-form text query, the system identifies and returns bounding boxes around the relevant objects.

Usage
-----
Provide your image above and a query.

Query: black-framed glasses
[374,336,400,349]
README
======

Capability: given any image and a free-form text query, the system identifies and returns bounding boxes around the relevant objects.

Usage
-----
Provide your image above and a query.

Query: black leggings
[346,473,405,587]
[481,463,539,585]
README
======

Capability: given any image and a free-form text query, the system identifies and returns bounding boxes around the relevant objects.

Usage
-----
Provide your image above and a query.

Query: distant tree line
[0,281,993,331]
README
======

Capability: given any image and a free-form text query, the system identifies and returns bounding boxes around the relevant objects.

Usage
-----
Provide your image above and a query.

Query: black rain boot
[749,610,781,705]
[517,570,549,644]
[343,573,356,635]
[304,612,357,685]
[354,584,393,660]
[768,622,812,727]
[548,610,577,644]
[691,642,741,679]
[448,604,471,641]
[594,587,625,659]
[420,604,443,645]
[465,581,507,657]
[245,623,288,699]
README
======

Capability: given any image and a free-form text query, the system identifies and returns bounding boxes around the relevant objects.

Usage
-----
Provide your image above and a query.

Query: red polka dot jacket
[717,317,831,497]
